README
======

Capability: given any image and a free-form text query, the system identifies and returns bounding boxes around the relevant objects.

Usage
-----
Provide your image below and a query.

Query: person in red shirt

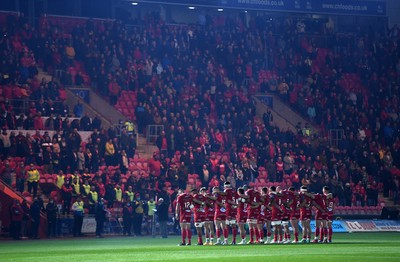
[278,186,292,243]
[33,112,44,130]
[202,188,215,245]
[312,188,328,243]
[269,186,283,244]
[289,187,301,243]
[276,157,284,182]
[212,187,227,245]
[191,188,207,245]
[324,187,335,243]
[252,190,264,244]
[223,182,238,244]
[236,187,248,244]
[260,187,272,244]
[299,186,319,243]
[244,185,261,244]
[175,190,194,246]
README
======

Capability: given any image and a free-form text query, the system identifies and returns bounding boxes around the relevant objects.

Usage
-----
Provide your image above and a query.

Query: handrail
[0,179,47,217]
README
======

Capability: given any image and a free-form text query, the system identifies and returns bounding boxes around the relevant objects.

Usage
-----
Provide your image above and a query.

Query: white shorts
[226,219,237,225]
[195,222,204,228]
[282,221,289,226]
[271,221,282,226]
[247,219,258,224]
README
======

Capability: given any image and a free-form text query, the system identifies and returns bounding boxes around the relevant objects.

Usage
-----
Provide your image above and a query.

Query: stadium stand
[0,7,399,237]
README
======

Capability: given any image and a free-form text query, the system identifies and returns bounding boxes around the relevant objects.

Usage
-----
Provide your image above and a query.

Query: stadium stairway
[253,95,318,135]
[0,179,47,238]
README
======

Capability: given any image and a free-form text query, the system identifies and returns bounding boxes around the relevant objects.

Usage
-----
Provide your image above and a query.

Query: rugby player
[261,187,272,244]
[278,186,292,244]
[269,186,283,244]
[213,187,228,245]
[288,187,301,243]
[202,187,216,245]
[224,182,238,244]
[175,189,193,246]
[191,188,207,245]
[324,186,334,243]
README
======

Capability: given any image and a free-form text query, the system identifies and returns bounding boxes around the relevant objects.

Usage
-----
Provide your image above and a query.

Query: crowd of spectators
[1,10,400,231]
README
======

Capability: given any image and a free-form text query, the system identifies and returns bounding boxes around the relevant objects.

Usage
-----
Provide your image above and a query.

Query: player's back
[314,193,326,209]
[300,192,312,210]
[225,188,237,205]
[193,194,206,210]
[178,193,193,212]
[290,193,301,210]
[281,190,292,207]
[325,196,334,213]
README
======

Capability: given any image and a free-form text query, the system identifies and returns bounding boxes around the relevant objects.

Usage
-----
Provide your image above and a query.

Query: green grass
[1,233,400,262]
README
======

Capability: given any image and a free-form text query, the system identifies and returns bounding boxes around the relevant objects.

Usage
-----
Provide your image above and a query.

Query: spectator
[30,197,41,239]
[104,138,115,166]
[61,180,73,215]
[9,199,23,240]
[27,164,40,197]
[71,196,84,237]
[1,160,13,186]
[132,193,146,236]
[0,130,11,159]
[46,197,58,238]
[20,200,30,238]
[156,198,169,238]
[95,198,107,238]
[73,101,84,118]
[122,202,133,236]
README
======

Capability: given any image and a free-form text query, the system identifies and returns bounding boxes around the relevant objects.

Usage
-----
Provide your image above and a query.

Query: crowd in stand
[1,10,400,238]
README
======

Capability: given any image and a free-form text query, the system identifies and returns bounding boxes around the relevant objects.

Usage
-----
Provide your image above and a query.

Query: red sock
[250,228,254,242]
[232,227,237,242]
[258,229,264,240]
[315,227,320,238]
[328,226,332,241]
[211,233,214,239]
[323,228,328,240]
[216,229,221,238]
[223,228,229,239]
[287,232,291,240]
[205,231,209,239]
[182,229,187,244]
[187,229,192,243]
[279,232,283,242]
[284,233,288,239]
[295,232,299,241]
[274,229,278,242]
[267,231,271,237]
[255,228,260,241]
[198,236,202,244]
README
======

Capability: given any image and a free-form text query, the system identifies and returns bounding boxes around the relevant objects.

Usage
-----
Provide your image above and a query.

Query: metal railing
[146,125,164,145]
[329,129,344,146]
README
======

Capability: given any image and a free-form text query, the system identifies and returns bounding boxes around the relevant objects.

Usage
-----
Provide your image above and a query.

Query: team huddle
[175,182,334,246]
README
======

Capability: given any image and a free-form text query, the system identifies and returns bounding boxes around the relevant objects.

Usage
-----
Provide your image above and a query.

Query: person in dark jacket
[9,199,23,240]
[95,198,107,238]
[156,198,169,238]
[46,198,58,237]
[61,180,73,215]
[122,202,133,236]
[30,198,41,239]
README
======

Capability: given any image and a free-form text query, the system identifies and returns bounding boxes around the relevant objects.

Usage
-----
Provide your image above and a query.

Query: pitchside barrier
[53,215,400,236]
